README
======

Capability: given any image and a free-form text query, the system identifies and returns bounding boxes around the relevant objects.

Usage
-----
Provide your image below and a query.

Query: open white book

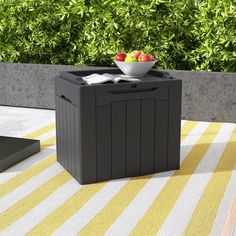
[82,73,140,85]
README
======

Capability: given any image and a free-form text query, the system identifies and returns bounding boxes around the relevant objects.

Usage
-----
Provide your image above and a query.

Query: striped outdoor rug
[0,120,236,236]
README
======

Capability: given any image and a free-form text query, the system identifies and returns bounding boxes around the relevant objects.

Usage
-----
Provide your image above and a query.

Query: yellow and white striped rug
[1,120,236,236]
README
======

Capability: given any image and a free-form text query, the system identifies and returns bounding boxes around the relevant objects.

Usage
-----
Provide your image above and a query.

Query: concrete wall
[0,62,235,123]
[165,70,236,123]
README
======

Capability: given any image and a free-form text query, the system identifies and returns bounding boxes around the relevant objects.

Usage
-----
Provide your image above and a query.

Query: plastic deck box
[55,68,182,184]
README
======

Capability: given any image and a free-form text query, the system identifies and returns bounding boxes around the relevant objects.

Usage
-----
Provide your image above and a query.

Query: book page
[82,73,140,85]
[82,74,114,85]
[114,76,140,83]
[103,73,140,83]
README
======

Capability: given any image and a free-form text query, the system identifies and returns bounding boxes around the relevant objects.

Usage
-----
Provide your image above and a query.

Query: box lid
[59,68,181,90]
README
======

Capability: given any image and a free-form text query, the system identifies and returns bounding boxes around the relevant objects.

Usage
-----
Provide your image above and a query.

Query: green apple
[124,53,137,62]
[131,50,142,60]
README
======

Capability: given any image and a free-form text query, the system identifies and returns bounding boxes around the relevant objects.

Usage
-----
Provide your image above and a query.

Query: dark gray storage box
[55,68,182,184]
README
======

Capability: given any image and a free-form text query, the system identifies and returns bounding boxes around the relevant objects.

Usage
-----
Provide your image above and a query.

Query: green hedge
[0,0,235,72]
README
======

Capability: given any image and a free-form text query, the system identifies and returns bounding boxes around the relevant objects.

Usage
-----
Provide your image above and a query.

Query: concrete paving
[0,106,55,137]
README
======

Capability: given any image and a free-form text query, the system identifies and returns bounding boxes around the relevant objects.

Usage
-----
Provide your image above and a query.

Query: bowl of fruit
[114,51,156,77]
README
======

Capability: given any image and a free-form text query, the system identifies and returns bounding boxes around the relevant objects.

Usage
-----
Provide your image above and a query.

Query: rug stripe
[23,123,55,139]
[104,173,173,236]
[0,170,70,232]
[183,127,236,236]
[77,175,152,236]
[41,136,56,150]
[211,167,236,236]
[36,129,56,142]
[53,179,128,236]
[0,153,56,198]
[130,122,223,235]
[157,123,235,235]
[180,120,198,142]
[104,122,210,235]
[74,121,195,235]
[0,163,62,212]
[26,182,107,236]
[2,179,82,236]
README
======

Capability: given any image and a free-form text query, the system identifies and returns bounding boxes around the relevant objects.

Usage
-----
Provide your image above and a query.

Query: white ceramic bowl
[114,60,157,77]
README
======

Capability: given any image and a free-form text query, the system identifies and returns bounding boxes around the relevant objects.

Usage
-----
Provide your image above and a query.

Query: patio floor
[0,106,236,236]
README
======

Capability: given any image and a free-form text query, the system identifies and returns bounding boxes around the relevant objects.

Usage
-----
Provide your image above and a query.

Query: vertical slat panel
[66,102,71,173]
[60,98,64,168]
[69,104,73,175]
[73,106,77,177]
[168,86,182,170]
[96,105,111,181]
[55,96,61,164]
[112,101,126,179]
[140,99,155,175]
[74,106,81,181]
[155,100,168,172]
[70,104,75,176]
[126,100,141,176]
[64,99,69,171]
[67,101,71,172]
[69,103,73,175]
[61,99,66,170]
[66,103,69,173]
[79,90,97,184]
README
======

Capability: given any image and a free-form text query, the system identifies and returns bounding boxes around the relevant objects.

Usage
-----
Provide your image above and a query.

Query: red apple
[149,54,155,61]
[138,53,151,62]
[131,50,142,60]
[115,52,127,61]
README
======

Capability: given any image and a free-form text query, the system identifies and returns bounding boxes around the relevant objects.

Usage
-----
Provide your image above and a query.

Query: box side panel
[96,105,112,182]
[66,99,71,172]
[55,95,62,165]
[63,99,69,171]
[111,101,126,179]
[74,105,82,182]
[70,105,76,177]
[55,76,79,106]
[155,100,169,172]
[56,98,66,169]
[126,100,141,176]
[79,90,97,184]
[167,85,182,170]
[56,80,101,184]
[68,104,76,177]
[140,99,155,175]
[56,96,77,176]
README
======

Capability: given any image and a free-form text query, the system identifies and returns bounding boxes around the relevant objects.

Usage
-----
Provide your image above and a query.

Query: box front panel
[95,90,172,181]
